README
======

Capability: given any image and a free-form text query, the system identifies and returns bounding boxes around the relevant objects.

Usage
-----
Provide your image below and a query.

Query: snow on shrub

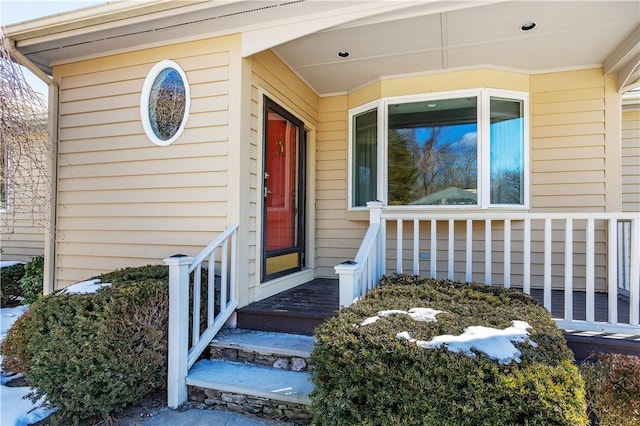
[311,275,587,426]
[0,265,171,423]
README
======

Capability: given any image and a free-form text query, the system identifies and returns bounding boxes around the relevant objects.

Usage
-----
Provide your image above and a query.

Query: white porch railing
[336,203,640,335]
[165,224,238,409]
[334,202,385,308]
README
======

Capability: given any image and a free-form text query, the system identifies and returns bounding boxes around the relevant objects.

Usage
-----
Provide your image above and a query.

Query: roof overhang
[5,0,640,95]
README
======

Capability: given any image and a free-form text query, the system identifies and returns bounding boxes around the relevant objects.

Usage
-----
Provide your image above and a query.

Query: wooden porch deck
[237,279,639,360]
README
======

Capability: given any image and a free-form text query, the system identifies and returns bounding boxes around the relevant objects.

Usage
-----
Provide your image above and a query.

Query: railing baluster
[564,219,573,321]
[208,252,215,327]
[338,210,640,334]
[608,219,618,324]
[397,219,403,274]
[430,219,437,279]
[466,219,473,283]
[586,218,595,323]
[524,219,531,294]
[485,219,491,285]
[504,219,511,289]
[221,240,228,311]
[231,226,238,308]
[544,218,552,311]
[413,219,420,275]
[630,219,639,326]
[192,264,202,347]
[448,219,454,281]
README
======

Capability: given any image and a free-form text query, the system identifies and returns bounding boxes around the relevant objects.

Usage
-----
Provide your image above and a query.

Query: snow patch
[1,306,56,425]
[360,308,443,327]
[397,320,535,365]
[61,279,111,295]
[1,305,29,341]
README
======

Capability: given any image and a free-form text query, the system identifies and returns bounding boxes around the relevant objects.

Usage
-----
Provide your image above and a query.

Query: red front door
[262,98,305,281]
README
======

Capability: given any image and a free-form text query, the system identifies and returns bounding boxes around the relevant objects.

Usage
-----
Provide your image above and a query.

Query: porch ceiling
[273,0,640,94]
[5,0,640,95]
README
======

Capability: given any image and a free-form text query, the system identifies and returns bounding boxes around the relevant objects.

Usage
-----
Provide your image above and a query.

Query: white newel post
[368,201,383,224]
[164,255,193,409]
[335,261,358,309]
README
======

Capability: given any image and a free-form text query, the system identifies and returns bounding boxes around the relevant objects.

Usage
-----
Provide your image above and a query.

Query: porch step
[187,329,314,424]
[209,328,315,370]
[187,359,313,405]
[236,278,339,335]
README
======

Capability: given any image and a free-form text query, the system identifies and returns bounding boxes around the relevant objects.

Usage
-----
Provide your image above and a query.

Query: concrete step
[209,329,315,371]
[187,359,313,405]
[188,329,316,423]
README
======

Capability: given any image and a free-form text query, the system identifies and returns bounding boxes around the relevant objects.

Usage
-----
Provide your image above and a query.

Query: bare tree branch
[1,27,50,234]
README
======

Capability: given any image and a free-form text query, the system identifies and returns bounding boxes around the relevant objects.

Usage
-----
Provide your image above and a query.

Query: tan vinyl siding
[1,133,47,262]
[531,69,608,212]
[53,37,232,288]
[249,50,319,290]
[316,96,367,277]
[622,109,640,212]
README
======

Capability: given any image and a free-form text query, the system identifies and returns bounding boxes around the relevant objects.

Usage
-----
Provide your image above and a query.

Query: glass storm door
[262,98,306,281]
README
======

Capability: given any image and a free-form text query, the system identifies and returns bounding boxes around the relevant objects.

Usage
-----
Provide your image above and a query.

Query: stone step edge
[187,387,312,424]
[186,360,312,406]
[210,329,315,359]
[210,340,312,360]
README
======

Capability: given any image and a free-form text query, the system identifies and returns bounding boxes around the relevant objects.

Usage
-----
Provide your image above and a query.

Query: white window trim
[140,60,191,146]
[348,88,530,211]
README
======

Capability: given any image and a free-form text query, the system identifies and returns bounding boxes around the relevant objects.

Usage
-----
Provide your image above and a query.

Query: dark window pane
[352,109,377,207]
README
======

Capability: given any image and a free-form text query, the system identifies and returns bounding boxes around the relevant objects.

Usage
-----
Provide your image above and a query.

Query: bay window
[349,89,528,209]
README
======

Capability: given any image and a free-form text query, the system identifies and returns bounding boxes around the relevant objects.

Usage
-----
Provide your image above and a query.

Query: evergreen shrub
[0,263,25,306]
[1,265,171,423]
[19,256,44,304]
[580,353,640,426]
[311,275,587,426]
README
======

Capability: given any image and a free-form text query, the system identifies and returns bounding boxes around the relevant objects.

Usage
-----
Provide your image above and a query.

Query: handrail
[165,224,239,409]
[189,224,239,273]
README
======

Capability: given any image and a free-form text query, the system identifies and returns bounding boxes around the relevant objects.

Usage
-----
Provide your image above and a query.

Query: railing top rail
[380,211,640,221]
[189,224,239,273]
[353,223,381,265]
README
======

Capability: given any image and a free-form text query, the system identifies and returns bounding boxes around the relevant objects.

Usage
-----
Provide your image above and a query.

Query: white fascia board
[6,0,234,44]
[241,0,425,58]
[617,56,640,93]
[604,25,640,75]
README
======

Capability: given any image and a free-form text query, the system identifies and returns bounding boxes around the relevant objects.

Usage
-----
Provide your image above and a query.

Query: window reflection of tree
[149,69,186,141]
[388,126,477,205]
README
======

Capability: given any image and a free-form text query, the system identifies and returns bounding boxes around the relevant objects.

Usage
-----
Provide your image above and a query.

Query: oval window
[141,60,190,146]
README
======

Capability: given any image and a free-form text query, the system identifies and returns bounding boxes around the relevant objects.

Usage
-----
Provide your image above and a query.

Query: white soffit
[6,0,640,94]
[273,0,640,94]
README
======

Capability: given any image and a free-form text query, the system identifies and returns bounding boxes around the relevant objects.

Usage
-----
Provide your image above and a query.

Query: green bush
[311,275,587,426]
[1,265,170,423]
[19,256,44,305]
[1,263,25,306]
[580,353,640,426]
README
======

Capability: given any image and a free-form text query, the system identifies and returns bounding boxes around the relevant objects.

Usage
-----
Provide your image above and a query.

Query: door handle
[264,187,272,197]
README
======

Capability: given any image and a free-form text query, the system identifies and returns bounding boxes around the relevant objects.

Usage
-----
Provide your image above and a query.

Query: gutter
[5,38,59,295]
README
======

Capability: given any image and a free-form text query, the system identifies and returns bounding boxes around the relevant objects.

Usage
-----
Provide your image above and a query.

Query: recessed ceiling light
[520,21,537,32]
[337,51,350,58]
[427,103,437,108]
